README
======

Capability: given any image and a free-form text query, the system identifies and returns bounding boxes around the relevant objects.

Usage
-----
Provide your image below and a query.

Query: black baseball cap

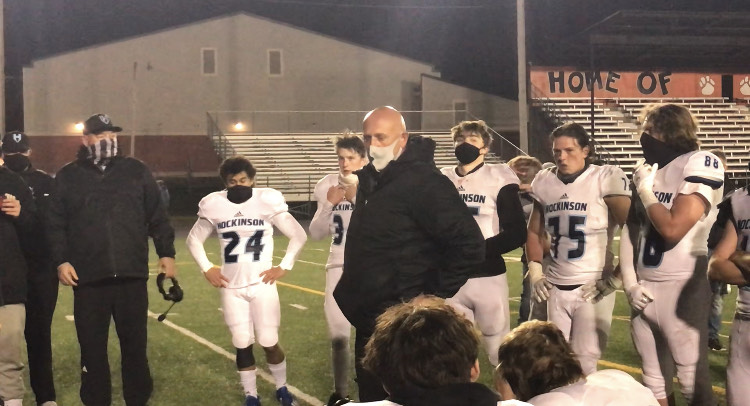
[83,113,122,135]
[1,131,31,153]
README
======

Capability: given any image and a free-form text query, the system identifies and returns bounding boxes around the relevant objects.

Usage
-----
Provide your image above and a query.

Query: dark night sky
[4,0,750,129]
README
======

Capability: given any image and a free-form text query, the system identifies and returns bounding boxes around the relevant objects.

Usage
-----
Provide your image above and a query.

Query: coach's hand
[326,186,346,205]
[159,257,176,278]
[58,262,79,286]
[527,261,552,303]
[626,282,654,312]
[1,194,21,217]
[204,266,228,288]
[260,266,287,284]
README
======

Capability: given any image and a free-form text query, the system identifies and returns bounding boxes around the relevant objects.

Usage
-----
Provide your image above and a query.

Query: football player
[308,134,368,406]
[495,321,659,405]
[707,183,750,406]
[525,122,630,375]
[441,120,527,366]
[619,104,723,406]
[186,157,307,406]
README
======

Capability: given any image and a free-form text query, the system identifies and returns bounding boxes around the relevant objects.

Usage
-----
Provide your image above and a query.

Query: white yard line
[147,311,323,406]
[273,256,327,267]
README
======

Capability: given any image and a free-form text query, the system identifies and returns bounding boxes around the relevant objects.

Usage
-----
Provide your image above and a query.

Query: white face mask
[368,137,402,171]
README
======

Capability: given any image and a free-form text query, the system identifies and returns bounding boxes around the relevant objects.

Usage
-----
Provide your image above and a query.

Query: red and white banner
[531,68,721,98]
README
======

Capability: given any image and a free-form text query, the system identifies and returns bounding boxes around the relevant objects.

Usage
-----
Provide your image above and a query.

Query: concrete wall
[23,13,437,137]
[420,74,519,132]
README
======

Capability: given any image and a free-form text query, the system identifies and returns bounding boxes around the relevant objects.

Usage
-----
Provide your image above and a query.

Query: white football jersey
[727,188,750,316]
[528,369,659,406]
[312,174,355,269]
[635,151,724,282]
[197,188,288,288]
[441,163,520,239]
[530,165,630,285]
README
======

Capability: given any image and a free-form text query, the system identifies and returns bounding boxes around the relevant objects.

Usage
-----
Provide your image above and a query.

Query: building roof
[563,10,750,72]
[26,11,437,71]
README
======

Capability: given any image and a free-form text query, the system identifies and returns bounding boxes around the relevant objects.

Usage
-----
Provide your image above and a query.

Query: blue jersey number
[547,215,587,260]
[332,215,344,245]
[222,230,265,263]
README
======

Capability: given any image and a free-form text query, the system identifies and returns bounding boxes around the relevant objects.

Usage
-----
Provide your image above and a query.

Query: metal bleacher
[540,97,750,182]
[213,131,500,201]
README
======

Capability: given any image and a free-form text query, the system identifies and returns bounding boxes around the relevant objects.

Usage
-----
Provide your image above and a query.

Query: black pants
[354,326,388,402]
[73,278,152,406]
[24,267,59,405]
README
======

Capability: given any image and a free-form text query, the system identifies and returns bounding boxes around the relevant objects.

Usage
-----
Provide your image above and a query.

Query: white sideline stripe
[275,255,524,266]
[65,315,74,321]
[147,311,323,405]
[289,304,308,310]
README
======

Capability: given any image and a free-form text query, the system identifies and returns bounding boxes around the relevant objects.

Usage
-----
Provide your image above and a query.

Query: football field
[25,218,735,405]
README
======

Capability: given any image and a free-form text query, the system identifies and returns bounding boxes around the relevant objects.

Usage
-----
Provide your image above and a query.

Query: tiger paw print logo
[740,76,750,96]
[699,76,715,96]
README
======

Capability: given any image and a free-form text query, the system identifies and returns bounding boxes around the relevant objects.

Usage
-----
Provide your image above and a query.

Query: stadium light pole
[517,0,528,153]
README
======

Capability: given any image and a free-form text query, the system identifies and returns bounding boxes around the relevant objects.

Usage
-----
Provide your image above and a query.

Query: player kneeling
[187,157,307,406]
[707,185,750,406]
[495,321,659,405]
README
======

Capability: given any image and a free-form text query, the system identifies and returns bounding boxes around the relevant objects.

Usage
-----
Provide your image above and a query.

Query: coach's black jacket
[334,135,485,330]
[0,167,37,306]
[14,166,55,275]
[47,148,175,286]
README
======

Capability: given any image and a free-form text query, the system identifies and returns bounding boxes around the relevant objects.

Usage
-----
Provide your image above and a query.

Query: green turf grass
[23,223,733,405]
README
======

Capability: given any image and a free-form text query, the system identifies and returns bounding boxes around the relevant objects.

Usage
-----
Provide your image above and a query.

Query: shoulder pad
[684,151,724,189]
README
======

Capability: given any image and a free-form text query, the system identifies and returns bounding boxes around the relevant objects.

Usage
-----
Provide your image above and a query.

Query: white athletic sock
[239,369,258,397]
[268,360,288,389]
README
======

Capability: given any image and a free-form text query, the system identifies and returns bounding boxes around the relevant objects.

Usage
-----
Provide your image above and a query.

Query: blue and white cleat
[244,395,261,406]
[275,386,297,406]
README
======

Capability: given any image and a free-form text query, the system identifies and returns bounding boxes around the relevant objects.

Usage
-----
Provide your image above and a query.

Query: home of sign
[530,69,720,98]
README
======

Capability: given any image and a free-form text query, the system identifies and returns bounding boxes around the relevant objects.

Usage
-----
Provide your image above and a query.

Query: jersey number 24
[222,231,264,263]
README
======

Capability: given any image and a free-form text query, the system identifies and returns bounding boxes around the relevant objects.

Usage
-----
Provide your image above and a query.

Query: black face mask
[455,143,481,165]
[640,132,683,167]
[227,185,253,204]
[3,154,31,173]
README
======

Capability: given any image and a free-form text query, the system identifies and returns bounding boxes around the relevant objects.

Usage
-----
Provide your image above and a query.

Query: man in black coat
[2,131,58,406]
[47,114,176,406]
[0,165,37,406]
[334,106,485,401]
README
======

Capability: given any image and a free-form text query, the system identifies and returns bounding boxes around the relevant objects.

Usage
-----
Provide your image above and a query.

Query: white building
[22,12,517,174]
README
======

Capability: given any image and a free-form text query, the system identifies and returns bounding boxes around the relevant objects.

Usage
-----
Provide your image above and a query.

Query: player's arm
[486,184,527,255]
[186,217,227,288]
[619,223,654,310]
[261,212,308,283]
[582,195,631,302]
[525,200,552,302]
[525,201,545,263]
[604,196,631,227]
[309,178,339,240]
[708,219,749,285]
[634,154,723,244]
